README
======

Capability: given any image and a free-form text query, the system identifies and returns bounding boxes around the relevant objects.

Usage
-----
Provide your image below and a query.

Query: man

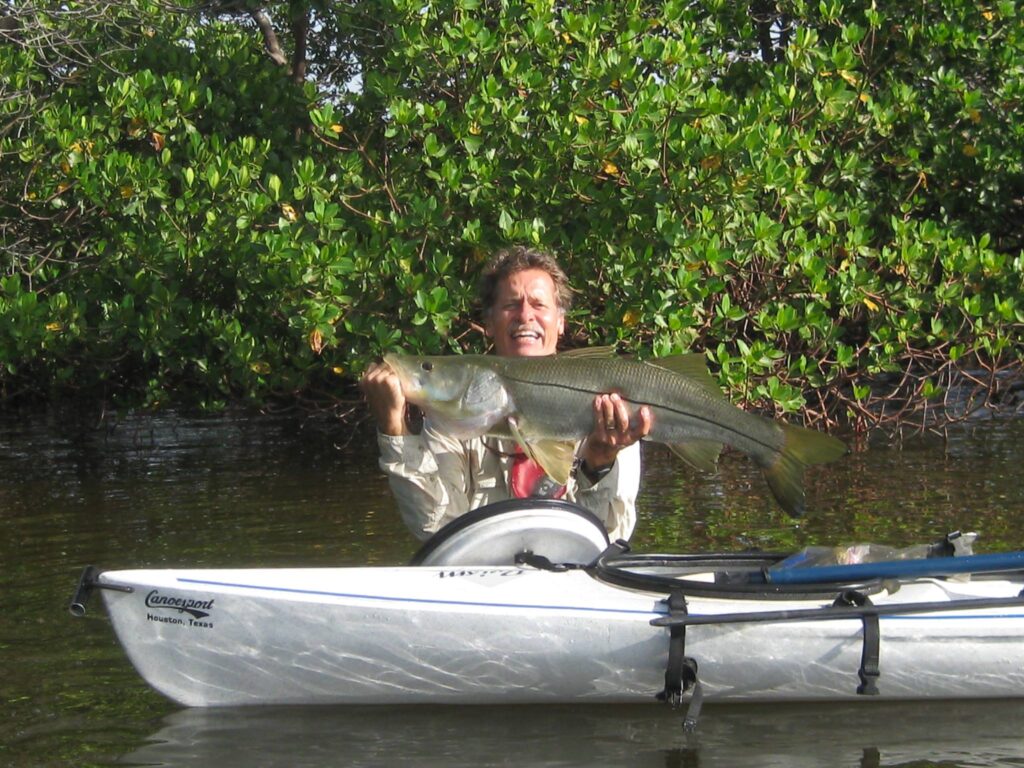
[360,246,652,541]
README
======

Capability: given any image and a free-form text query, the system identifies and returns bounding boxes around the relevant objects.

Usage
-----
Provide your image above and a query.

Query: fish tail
[763,423,847,517]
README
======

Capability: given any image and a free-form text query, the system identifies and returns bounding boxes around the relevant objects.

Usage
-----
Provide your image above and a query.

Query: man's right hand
[359,361,407,436]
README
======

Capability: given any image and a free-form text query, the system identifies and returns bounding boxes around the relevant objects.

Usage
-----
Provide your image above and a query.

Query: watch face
[582,461,612,483]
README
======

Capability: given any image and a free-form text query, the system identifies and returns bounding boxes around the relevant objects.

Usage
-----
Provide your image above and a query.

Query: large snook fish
[383,348,846,517]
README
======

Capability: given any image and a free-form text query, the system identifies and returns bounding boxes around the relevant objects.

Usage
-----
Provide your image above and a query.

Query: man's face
[486,268,565,357]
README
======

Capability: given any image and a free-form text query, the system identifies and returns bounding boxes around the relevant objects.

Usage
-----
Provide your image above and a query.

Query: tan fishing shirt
[376,426,641,542]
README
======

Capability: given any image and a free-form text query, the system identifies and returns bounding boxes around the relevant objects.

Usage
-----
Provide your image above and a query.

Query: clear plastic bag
[771,531,977,570]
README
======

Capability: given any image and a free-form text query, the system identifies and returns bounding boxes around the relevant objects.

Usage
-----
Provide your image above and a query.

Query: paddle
[764,550,1024,585]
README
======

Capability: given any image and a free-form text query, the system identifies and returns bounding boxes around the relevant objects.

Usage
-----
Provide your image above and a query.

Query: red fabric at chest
[509,449,567,499]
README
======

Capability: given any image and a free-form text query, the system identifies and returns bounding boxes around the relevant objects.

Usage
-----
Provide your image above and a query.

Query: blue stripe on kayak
[176,577,666,617]
[175,578,1024,621]
[885,613,1024,620]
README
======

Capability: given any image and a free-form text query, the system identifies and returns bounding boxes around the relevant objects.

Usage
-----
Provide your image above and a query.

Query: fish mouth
[382,354,404,377]
[382,354,416,389]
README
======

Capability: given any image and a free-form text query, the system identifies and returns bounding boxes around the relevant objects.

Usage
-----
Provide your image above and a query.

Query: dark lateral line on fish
[497,374,779,455]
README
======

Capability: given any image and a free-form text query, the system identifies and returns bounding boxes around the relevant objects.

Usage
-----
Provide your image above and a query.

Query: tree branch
[289,0,308,85]
[250,8,287,67]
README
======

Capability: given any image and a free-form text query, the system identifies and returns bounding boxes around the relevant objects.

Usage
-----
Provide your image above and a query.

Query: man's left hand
[580,393,653,476]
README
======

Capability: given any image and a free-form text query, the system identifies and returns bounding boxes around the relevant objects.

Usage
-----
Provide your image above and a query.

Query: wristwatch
[579,459,613,484]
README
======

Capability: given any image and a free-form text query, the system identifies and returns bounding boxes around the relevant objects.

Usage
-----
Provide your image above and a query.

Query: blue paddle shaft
[766,551,1024,585]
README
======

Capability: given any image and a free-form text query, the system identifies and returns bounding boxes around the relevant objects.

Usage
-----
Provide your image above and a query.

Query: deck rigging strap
[658,592,704,732]
[514,537,632,573]
[834,590,880,695]
[513,551,586,572]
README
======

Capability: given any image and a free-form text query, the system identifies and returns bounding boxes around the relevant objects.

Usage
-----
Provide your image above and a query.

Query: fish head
[383,354,513,437]
[384,354,473,405]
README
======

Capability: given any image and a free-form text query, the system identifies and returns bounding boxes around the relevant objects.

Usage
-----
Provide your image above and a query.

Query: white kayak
[71,500,1024,710]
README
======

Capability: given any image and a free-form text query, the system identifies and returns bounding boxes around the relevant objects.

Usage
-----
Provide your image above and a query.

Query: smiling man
[481,258,566,357]
[360,246,651,541]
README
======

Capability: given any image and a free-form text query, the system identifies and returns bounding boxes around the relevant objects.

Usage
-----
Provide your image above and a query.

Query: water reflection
[3,410,1024,767]
[634,419,1024,554]
[120,700,1024,768]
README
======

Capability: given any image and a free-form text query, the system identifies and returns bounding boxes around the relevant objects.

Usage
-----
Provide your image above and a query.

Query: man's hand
[580,393,653,477]
[359,361,407,436]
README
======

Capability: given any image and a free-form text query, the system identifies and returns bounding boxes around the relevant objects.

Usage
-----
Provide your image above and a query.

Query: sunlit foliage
[1,1,1021,426]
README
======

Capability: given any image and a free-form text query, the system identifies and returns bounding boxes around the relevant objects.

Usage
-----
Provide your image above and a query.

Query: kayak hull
[94,565,1024,707]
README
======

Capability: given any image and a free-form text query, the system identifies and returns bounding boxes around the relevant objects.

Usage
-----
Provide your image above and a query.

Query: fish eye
[421,361,433,372]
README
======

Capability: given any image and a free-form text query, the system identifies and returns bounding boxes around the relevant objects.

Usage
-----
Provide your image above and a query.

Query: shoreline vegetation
[2,2,1021,437]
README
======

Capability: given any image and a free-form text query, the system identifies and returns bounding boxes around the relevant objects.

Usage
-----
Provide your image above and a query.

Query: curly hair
[477,246,573,318]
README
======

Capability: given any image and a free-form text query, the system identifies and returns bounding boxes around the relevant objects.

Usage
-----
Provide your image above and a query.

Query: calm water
[3,409,1024,767]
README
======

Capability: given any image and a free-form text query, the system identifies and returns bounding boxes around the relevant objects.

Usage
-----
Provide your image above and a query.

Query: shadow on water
[2,409,1024,766]
[118,700,1024,768]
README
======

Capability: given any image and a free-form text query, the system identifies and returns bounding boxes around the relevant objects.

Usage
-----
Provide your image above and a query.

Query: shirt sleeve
[375,429,475,540]
[573,441,641,542]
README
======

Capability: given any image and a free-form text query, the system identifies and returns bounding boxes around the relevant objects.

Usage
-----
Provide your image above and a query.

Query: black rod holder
[69,565,133,617]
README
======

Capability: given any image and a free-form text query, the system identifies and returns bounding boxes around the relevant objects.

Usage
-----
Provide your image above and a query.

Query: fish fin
[644,354,722,395]
[558,345,618,359]
[506,414,526,446]
[528,439,578,486]
[667,440,722,473]
[506,415,577,486]
[763,423,847,517]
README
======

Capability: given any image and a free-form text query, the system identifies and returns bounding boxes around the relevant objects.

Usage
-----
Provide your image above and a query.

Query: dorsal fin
[557,345,618,359]
[644,354,722,396]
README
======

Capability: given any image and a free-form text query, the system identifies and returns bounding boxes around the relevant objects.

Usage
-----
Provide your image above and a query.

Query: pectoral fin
[667,440,723,473]
[507,416,577,485]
